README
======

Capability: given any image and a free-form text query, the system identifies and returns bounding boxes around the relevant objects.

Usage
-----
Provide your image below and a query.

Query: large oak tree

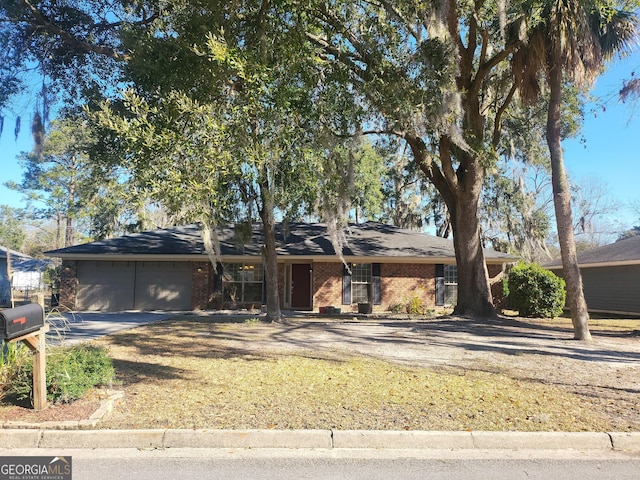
[302,0,529,316]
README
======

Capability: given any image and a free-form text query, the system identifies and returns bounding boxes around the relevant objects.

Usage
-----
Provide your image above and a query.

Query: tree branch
[372,0,421,42]
[314,7,381,77]
[89,10,161,35]
[361,128,406,137]
[446,0,466,60]
[20,0,130,61]
[492,82,518,147]
[305,31,370,82]
[405,133,454,208]
[439,135,459,192]
[471,43,518,96]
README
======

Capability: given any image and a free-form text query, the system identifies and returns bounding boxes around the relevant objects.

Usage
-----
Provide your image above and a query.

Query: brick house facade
[58,258,507,313]
[51,223,514,312]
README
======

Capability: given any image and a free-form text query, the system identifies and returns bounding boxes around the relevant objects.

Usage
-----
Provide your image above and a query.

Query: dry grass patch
[93,317,619,432]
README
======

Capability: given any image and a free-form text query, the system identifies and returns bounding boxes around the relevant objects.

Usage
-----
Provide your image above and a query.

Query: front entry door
[291,264,312,309]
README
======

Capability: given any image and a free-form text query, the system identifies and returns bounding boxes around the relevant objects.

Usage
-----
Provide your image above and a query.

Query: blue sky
[562,50,640,231]
[0,51,639,234]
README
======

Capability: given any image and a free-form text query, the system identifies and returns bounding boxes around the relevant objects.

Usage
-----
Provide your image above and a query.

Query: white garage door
[76,261,192,311]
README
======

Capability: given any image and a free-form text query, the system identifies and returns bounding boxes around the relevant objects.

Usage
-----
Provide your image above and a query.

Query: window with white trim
[444,265,458,305]
[222,263,264,303]
[351,263,371,304]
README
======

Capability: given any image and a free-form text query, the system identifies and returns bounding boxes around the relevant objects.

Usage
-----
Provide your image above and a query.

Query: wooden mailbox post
[9,325,49,410]
[1,304,48,411]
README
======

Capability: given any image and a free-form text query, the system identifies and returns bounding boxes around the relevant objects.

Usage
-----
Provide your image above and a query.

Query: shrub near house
[506,262,566,318]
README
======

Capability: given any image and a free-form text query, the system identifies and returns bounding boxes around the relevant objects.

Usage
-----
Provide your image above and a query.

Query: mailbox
[0,304,45,341]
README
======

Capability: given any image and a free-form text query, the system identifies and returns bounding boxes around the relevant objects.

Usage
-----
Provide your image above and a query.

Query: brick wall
[191,261,211,310]
[57,259,506,313]
[313,262,344,310]
[59,260,77,309]
[381,263,436,310]
[311,262,438,313]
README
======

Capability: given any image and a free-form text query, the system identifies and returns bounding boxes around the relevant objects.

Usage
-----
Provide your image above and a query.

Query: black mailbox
[0,304,45,341]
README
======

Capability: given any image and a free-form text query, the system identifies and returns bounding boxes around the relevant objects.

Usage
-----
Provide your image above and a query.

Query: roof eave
[547,259,640,269]
[47,252,514,264]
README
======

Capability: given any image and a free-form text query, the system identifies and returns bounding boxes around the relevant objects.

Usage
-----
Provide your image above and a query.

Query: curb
[0,429,639,451]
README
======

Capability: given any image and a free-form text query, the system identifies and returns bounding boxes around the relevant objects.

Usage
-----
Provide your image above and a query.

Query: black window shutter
[372,263,382,305]
[213,262,223,294]
[435,264,445,306]
[342,264,352,305]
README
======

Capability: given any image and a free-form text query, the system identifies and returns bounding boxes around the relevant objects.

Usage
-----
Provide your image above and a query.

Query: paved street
[3,448,640,480]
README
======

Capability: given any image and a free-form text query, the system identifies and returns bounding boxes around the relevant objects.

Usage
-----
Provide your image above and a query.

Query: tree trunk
[547,64,592,341]
[259,179,283,323]
[65,170,76,247]
[450,177,496,318]
[64,215,74,247]
[407,134,496,318]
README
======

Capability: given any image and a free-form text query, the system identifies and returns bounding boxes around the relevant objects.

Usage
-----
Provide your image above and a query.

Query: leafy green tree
[0,206,26,251]
[350,141,386,223]
[375,140,442,232]
[303,0,541,317]
[0,0,154,114]
[7,118,137,247]
[481,166,553,261]
[96,2,328,321]
[9,0,629,325]
[617,225,640,241]
[511,0,638,340]
[8,120,92,247]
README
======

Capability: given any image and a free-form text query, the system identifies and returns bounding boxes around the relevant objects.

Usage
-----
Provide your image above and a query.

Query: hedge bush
[506,262,566,318]
[11,344,115,404]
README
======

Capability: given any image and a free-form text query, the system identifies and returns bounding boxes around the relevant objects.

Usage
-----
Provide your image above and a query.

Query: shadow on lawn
[110,358,191,386]
[99,313,640,376]
[103,329,268,361]
[264,314,640,367]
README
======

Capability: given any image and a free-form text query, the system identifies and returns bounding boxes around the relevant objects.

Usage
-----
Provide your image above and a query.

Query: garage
[76,261,192,311]
[133,261,193,310]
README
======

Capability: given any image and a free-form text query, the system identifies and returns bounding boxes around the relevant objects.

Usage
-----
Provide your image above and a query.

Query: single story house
[46,222,514,312]
[1,247,52,306]
[545,235,640,316]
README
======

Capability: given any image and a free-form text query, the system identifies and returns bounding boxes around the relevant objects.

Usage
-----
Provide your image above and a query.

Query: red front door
[291,264,312,309]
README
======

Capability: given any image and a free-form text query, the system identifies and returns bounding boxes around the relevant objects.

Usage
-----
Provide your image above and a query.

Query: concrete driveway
[46,311,176,344]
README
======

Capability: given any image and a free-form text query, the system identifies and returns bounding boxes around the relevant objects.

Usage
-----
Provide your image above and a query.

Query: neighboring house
[45,222,514,312]
[545,235,640,316]
[0,246,51,306]
[12,257,53,290]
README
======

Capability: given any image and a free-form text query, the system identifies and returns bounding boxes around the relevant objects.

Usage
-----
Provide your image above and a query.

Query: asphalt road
[3,448,640,480]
